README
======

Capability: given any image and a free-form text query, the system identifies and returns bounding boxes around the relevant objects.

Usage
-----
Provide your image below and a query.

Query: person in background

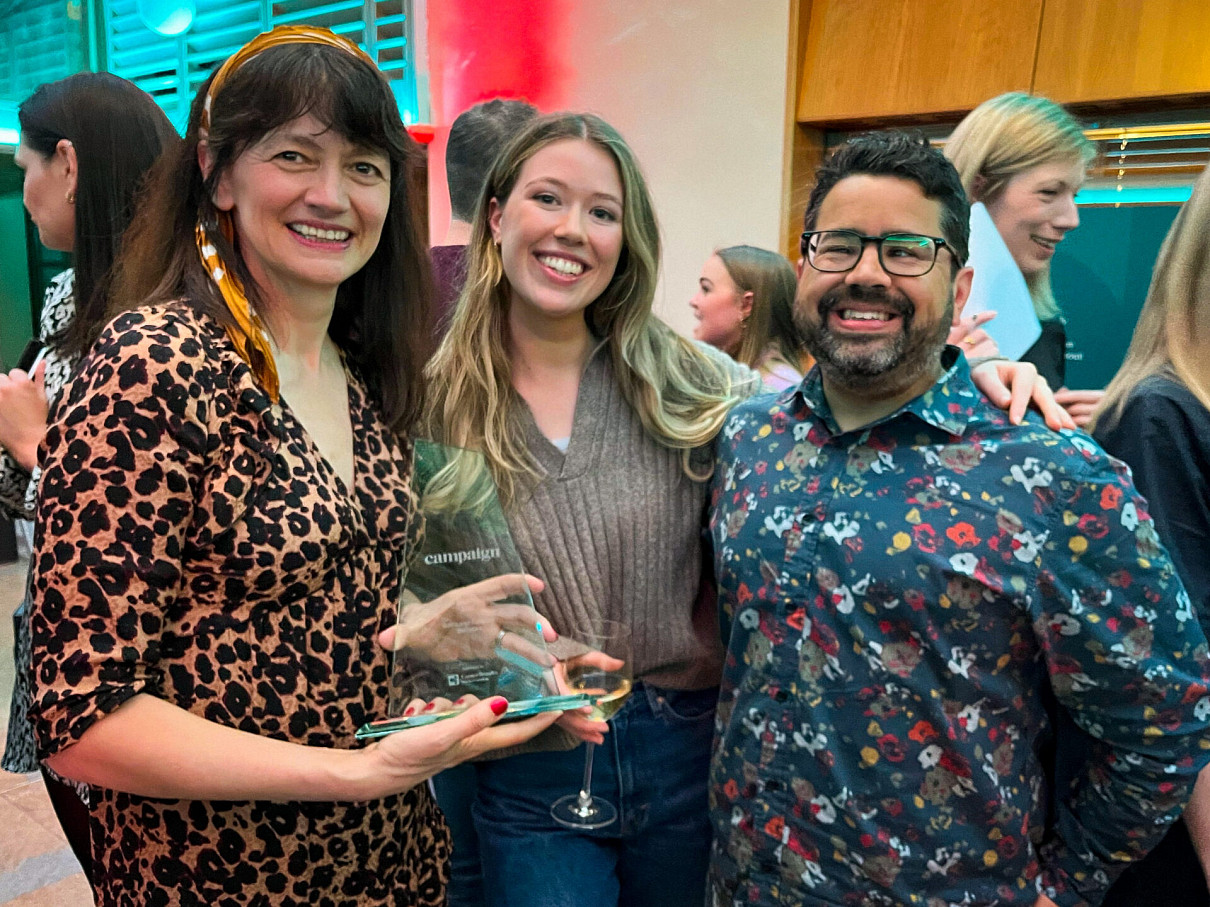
[26,28,559,906]
[946,92,1104,425]
[432,98,539,326]
[689,244,811,390]
[0,71,178,884]
[427,111,1068,907]
[708,130,1210,907]
[1091,163,1210,907]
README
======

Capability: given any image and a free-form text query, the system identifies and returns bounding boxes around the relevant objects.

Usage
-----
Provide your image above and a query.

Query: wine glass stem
[576,742,597,809]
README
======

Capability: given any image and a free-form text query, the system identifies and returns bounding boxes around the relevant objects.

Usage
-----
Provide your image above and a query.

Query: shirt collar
[793,346,981,438]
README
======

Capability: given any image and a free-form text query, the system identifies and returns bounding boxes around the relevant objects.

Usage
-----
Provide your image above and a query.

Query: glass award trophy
[356,440,590,739]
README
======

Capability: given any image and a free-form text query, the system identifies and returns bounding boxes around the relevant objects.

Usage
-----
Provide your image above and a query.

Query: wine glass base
[550,793,617,829]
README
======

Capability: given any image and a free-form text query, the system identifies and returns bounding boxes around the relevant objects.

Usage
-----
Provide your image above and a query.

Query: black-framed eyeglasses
[800,230,955,277]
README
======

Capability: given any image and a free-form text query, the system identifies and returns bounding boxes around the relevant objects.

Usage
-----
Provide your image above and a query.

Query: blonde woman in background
[1090,164,1210,907]
[946,91,1103,424]
[688,244,810,390]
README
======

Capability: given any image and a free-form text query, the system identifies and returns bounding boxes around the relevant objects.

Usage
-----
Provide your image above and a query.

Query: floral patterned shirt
[708,350,1210,907]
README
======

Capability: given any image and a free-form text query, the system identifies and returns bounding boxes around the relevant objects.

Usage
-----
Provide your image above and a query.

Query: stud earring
[65,190,76,204]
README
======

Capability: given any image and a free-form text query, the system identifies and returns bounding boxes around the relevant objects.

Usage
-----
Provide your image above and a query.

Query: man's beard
[795,283,952,391]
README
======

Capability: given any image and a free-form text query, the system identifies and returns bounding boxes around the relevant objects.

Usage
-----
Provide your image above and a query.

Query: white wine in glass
[564,665,632,721]
[550,619,632,829]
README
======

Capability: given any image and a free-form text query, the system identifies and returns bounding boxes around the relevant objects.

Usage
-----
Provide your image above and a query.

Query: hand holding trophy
[358,442,592,741]
[378,573,555,665]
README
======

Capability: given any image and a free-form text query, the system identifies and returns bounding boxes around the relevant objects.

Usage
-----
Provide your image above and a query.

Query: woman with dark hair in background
[0,71,177,881]
[1091,164,1210,907]
[689,244,810,390]
[25,27,559,906]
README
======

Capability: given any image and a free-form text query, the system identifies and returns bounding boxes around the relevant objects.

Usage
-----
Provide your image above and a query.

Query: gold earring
[65,190,76,204]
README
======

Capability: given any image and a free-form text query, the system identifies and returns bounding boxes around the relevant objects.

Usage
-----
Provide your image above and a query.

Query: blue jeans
[471,682,717,907]
[433,763,485,907]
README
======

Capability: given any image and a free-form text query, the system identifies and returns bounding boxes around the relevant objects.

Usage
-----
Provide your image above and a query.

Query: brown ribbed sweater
[483,342,760,757]
[518,349,712,683]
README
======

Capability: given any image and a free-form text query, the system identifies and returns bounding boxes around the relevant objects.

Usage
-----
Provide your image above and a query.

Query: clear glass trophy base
[356,693,592,739]
[550,792,617,829]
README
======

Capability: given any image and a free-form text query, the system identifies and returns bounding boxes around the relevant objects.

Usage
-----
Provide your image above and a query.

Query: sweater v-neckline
[522,340,609,481]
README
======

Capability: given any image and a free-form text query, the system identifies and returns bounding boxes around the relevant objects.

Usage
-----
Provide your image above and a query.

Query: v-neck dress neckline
[274,356,358,502]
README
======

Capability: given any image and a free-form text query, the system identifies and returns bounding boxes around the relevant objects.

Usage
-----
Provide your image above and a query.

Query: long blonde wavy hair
[945,92,1095,321]
[1090,165,1210,433]
[424,112,742,508]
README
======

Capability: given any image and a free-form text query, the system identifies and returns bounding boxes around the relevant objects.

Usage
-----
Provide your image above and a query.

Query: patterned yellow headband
[202,25,377,131]
[198,26,378,403]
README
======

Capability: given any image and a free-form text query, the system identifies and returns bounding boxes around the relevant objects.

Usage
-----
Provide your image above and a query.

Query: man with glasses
[707,131,1210,906]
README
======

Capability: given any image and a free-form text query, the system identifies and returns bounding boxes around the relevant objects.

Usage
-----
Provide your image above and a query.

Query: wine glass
[550,618,633,829]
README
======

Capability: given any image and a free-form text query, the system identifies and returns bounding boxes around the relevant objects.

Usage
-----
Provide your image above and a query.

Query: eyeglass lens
[808,231,938,276]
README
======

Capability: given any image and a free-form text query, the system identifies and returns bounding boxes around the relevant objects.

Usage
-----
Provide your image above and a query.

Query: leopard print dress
[27,303,450,905]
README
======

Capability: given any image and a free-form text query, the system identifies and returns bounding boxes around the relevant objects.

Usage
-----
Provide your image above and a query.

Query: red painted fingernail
[490,698,508,716]
[403,705,416,717]
[422,703,436,712]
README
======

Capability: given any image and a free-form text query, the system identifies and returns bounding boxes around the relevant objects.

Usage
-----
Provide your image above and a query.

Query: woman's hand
[364,695,561,794]
[0,360,49,470]
[546,648,625,745]
[949,311,1000,360]
[1053,388,1104,429]
[970,359,1075,431]
[377,574,557,668]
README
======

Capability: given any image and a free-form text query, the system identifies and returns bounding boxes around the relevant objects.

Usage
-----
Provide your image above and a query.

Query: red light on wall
[407,124,437,144]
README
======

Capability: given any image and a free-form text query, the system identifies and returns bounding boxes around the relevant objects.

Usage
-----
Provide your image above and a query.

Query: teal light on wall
[101,1,419,133]
[136,0,195,36]
[1077,186,1194,206]
[0,100,18,147]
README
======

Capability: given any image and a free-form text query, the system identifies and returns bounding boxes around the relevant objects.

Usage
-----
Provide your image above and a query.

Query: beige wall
[424,0,793,338]
[567,1,792,336]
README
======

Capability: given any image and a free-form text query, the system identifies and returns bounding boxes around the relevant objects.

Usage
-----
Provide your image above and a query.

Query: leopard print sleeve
[28,304,214,758]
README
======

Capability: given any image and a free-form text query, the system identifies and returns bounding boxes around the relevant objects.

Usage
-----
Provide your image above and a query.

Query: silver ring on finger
[494,628,508,650]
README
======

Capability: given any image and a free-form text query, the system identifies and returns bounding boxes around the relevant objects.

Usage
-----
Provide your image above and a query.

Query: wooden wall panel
[796,0,1043,124]
[781,0,826,259]
[1034,0,1210,104]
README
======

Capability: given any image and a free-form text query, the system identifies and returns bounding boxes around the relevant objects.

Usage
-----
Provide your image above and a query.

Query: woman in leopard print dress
[26,28,559,906]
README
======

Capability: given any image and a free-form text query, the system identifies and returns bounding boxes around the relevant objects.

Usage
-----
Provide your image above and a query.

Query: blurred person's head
[797,131,972,399]
[113,26,433,434]
[1093,165,1210,432]
[691,246,801,372]
[446,98,539,226]
[946,92,1094,319]
[16,72,177,358]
